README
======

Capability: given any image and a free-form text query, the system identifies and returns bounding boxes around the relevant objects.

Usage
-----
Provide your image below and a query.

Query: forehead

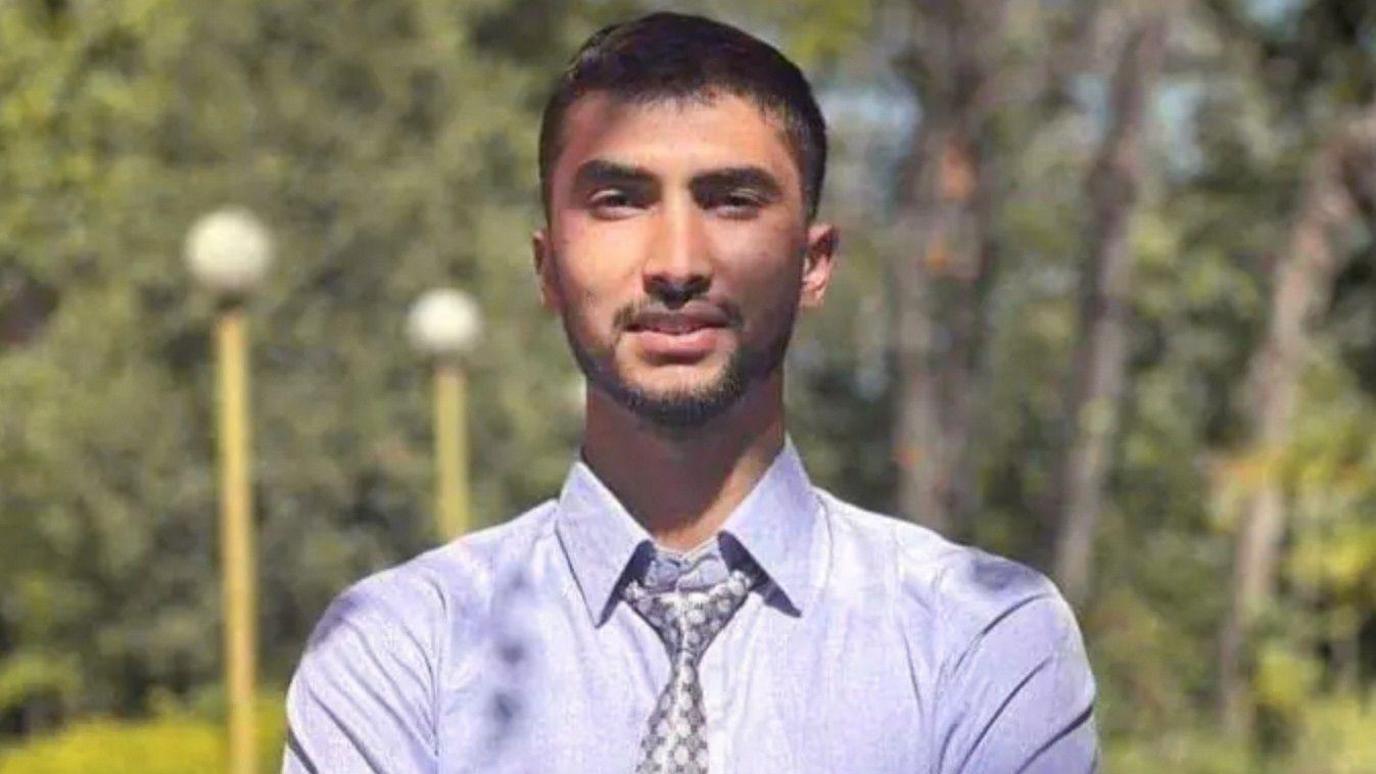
[550,92,800,191]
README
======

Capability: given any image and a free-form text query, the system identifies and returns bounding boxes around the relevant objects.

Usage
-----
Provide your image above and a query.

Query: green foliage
[0,0,624,721]
[0,653,80,721]
[1286,693,1376,774]
[0,693,286,773]
[1107,725,1259,774]
[1105,693,1376,774]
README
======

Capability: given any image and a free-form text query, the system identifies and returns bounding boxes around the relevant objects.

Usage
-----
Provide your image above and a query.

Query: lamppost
[186,208,272,774]
[407,288,482,542]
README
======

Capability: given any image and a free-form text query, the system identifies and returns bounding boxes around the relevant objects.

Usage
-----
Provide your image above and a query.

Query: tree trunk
[1052,15,1167,607]
[1216,114,1370,735]
[892,0,1005,536]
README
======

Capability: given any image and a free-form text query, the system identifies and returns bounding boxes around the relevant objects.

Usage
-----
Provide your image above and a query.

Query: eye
[587,189,643,219]
[590,190,629,207]
[711,190,766,218]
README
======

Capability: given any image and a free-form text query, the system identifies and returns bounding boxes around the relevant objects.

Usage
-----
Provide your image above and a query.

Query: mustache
[612,297,745,332]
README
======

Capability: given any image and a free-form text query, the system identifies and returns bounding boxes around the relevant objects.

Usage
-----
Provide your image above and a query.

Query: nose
[642,194,711,309]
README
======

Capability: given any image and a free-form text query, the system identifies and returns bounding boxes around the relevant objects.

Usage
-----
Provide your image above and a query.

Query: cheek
[712,224,806,300]
[553,238,637,331]
[556,221,645,293]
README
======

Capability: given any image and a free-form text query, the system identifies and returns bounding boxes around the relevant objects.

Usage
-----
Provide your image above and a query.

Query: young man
[284,13,1098,773]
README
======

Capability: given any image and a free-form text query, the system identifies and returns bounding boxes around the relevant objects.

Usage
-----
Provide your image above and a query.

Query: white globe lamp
[407,288,482,359]
[185,208,273,298]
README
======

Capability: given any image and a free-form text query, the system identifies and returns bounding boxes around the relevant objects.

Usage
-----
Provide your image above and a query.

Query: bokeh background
[3,0,1376,770]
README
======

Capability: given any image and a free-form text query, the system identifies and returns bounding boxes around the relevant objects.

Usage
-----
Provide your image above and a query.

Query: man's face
[534,92,836,428]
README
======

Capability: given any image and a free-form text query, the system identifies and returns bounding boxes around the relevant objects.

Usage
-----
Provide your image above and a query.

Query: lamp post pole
[186,208,273,774]
[408,289,482,542]
[216,300,257,774]
[433,359,469,540]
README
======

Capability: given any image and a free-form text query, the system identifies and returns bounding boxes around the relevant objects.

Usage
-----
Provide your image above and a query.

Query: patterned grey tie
[622,563,758,774]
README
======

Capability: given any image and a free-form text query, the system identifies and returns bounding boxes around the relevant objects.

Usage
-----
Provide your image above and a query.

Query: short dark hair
[538,12,828,220]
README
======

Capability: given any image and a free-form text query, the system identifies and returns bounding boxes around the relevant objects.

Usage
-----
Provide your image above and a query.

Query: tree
[1218,108,1376,734]
[891,0,1008,536]
[1052,10,1168,607]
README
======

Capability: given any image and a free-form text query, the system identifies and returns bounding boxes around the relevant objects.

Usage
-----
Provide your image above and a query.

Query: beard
[562,301,797,430]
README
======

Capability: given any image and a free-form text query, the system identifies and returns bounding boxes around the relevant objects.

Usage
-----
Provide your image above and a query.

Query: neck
[581,375,786,552]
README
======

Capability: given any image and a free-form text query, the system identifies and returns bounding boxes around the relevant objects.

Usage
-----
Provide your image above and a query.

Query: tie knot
[623,566,757,659]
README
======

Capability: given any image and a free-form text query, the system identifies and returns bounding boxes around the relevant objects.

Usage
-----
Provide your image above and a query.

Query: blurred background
[2,0,1376,771]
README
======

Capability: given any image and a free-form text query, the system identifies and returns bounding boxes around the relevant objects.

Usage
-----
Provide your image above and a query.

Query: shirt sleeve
[935,577,1099,774]
[282,572,441,773]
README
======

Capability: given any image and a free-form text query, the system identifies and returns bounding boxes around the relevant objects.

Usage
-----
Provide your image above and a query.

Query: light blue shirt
[284,442,1098,772]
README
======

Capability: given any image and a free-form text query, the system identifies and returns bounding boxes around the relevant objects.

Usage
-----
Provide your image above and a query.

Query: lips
[627,315,720,335]
[623,304,733,360]
[624,304,732,335]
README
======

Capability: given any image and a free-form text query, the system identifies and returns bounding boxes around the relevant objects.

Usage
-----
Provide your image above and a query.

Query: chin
[568,327,775,429]
[625,365,729,399]
[606,362,748,429]
[615,344,732,386]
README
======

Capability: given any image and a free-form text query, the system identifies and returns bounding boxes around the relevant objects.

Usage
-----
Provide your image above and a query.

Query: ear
[799,222,839,308]
[532,228,562,313]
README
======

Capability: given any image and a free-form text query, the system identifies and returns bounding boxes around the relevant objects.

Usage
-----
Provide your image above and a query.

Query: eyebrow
[571,159,657,193]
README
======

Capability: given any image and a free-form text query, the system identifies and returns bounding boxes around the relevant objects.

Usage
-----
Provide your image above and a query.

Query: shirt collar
[554,457,653,627]
[717,440,818,617]
[554,438,820,627]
